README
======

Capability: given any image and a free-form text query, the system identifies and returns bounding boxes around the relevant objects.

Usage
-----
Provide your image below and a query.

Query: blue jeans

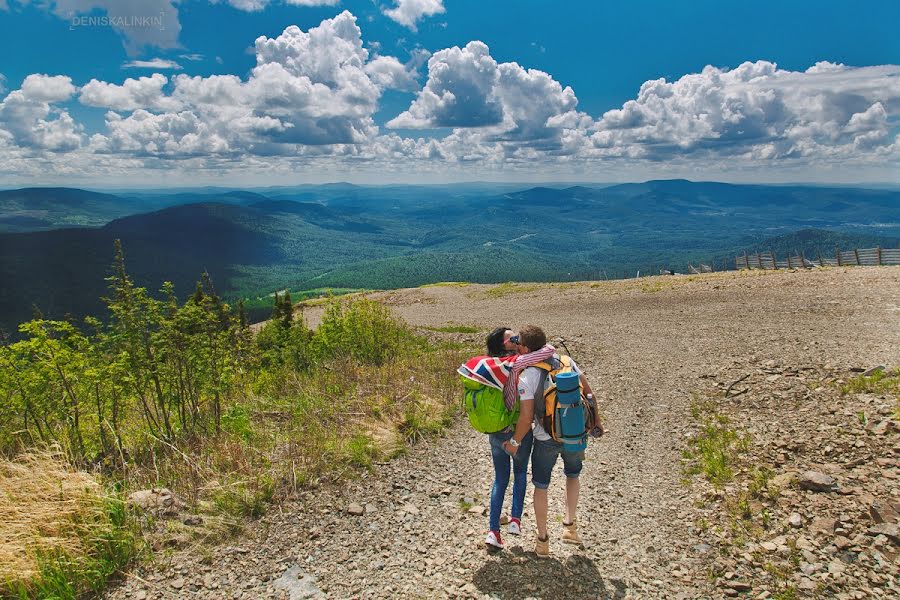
[488,429,533,532]
[531,438,585,490]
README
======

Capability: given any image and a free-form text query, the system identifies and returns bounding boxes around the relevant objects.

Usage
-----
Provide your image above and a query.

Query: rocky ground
[107,267,899,599]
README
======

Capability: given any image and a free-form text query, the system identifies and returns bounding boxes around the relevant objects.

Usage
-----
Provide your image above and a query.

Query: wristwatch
[508,438,520,448]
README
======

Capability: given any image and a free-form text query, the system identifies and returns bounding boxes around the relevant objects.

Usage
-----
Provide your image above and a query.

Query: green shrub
[221,404,254,442]
[683,401,749,487]
[314,297,412,365]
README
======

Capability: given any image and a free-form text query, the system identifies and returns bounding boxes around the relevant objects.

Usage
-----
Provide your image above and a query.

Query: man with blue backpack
[502,325,601,558]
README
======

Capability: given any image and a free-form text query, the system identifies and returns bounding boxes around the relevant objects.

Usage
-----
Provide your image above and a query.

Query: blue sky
[0,0,898,186]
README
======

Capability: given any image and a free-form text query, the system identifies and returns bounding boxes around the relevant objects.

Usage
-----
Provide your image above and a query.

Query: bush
[313,296,413,365]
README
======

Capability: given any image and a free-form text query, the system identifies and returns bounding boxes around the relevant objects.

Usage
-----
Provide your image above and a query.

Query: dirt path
[108,267,900,599]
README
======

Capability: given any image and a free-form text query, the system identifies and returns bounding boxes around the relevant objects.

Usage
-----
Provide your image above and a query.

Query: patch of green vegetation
[344,433,379,470]
[211,477,275,520]
[683,398,750,487]
[840,368,900,397]
[419,281,471,288]
[482,282,543,299]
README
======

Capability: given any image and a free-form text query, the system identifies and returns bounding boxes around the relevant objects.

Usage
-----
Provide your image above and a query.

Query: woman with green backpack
[481,327,534,550]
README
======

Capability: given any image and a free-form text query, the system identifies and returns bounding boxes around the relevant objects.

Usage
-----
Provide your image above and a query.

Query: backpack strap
[533,356,561,423]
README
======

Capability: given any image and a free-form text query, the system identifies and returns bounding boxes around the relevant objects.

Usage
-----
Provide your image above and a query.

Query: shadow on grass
[472,547,627,599]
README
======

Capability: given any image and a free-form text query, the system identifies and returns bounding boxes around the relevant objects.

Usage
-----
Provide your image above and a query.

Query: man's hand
[503,440,519,455]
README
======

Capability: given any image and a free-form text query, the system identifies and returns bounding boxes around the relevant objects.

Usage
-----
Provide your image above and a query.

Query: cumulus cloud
[0,74,82,151]
[383,0,445,32]
[388,41,586,153]
[590,61,900,162]
[85,11,392,156]
[364,55,420,92]
[222,0,339,10]
[123,59,183,70]
[80,74,181,112]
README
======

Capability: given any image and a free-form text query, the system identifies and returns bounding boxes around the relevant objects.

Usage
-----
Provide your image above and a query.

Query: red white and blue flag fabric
[458,355,517,390]
[458,345,556,411]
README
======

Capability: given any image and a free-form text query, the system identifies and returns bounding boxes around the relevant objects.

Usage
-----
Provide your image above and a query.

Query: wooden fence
[736,247,900,270]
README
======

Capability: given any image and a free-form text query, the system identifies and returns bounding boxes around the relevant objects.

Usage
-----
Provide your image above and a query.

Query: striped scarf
[503,344,555,411]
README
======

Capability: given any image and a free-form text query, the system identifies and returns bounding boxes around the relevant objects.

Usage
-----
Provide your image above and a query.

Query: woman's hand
[502,440,519,455]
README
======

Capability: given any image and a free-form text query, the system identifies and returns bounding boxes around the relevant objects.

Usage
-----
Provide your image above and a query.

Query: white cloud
[180,53,204,62]
[383,0,445,32]
[80,74,180,112]
[364,55,419,92]
[86,11,388,155]
[123,59,183,70]
[590,61,900,162]
[221,0,339,10]
[0,74,82,151]
[388,41,586,152]
[388,42,503,128]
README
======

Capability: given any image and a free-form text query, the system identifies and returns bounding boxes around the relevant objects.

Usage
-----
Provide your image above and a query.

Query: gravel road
[108,266,900,599]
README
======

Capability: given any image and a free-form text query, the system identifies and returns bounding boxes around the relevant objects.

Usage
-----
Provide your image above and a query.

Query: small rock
[867,523,899,545]
[402,503,420,515]
[500,515,509,526]
[127,488,181,515]
[134,591,147,600]
[810,518,838,535]
[468,505,485,515]
[182,515,203,526]
[273,565,324,599]
[771,472,796,489]
[788,513,803,528]
[870,499,900,524]
[346,503,365,516]
[798,471,837,493]
[365,503,377,514]
[171,577,185,590]
[729,581,752,592]
[862,365,885,377]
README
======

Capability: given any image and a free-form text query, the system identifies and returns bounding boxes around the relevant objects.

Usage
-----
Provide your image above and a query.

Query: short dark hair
[486,327,511,357]
[518,325,546,352]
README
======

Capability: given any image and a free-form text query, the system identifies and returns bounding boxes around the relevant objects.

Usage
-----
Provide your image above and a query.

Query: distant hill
[1,180,898,335]
[0,188,135,232]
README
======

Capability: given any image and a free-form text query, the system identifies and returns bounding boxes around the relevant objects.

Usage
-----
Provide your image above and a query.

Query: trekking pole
[555,337,573,358]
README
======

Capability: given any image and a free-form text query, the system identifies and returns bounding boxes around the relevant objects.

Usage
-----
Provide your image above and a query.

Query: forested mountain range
[1,180,897,335]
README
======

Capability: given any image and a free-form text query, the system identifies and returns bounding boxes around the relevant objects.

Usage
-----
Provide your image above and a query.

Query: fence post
[836,247,842,266]
[877,246,882,266]
[854,248,861,265]
[787,254,793,269]
[770,250,777,270]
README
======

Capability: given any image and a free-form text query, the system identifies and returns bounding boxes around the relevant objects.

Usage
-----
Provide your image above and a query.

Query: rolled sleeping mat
[554,372,587,451]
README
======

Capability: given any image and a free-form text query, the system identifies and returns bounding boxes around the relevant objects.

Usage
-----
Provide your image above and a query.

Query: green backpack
[461,376,519,434]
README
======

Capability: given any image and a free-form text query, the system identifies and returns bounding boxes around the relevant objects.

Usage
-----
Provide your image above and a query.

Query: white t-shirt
[517,357,582,442]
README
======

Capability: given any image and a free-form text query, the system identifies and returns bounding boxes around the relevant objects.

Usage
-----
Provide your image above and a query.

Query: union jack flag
[457,355,518,390]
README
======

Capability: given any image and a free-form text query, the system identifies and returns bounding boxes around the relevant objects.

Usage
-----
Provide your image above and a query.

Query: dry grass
[0,450,106,583]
